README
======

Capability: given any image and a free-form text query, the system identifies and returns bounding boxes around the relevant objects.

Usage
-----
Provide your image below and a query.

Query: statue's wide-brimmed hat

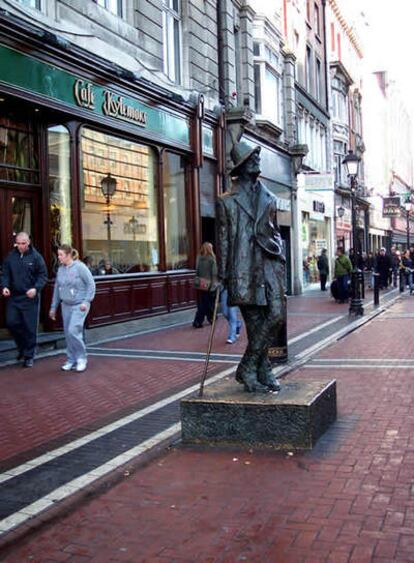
[230,141,261,176]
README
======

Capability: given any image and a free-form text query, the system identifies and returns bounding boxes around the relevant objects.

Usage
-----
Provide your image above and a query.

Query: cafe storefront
[0,17,220,331]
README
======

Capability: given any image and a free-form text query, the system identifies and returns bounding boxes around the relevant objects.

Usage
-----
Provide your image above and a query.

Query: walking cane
[199,286,221,397]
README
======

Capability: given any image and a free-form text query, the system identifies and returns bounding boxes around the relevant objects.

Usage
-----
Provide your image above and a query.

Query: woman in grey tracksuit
[49,245,96,372]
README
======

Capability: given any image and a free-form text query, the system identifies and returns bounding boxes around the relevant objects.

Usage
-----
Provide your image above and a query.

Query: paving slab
[1,294,413,561]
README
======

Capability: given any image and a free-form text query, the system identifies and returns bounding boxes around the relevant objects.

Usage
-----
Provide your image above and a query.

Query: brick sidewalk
[0,292,345,466]
[1,293,413,562]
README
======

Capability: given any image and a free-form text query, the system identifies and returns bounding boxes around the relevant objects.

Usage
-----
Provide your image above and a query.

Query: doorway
[0,188,40,333]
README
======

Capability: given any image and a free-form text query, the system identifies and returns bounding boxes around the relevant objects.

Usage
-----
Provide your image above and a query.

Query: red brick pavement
[2,293,413,562]
[0,293,345,465]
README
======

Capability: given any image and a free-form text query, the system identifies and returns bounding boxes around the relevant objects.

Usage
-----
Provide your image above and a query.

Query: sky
[346,0,414,114]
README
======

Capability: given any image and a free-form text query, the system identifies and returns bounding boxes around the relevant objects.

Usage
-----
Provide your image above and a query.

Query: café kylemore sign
[73,79,147,127]
[0,44,190,146]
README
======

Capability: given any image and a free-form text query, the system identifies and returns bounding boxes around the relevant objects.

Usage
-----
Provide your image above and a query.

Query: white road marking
[0,367,236,486]
[304,364,414,370]
[287,315,344,344]
[87,352,238,363]
[0,424,180,534]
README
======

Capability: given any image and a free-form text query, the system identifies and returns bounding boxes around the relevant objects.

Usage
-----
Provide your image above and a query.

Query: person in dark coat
[409,244,414,264]
[1,232,48,367]
[317,249,329,291]
[216,141,286,393]
[401,250,414,294]
[375,247,392,289]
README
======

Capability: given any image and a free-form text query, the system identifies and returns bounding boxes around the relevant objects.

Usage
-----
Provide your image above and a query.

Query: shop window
[163,152,189,270]
[94,0,122,16]
[199,159,217,218]
[80,128,159,275]
[0,116,39,183]
[48,125,72,271]
[162,0,181,84]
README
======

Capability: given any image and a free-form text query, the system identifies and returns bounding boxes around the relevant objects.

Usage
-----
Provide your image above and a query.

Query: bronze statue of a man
[216,141,287,393]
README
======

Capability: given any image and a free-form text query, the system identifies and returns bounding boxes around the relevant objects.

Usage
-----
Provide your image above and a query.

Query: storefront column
[291,176,303,295]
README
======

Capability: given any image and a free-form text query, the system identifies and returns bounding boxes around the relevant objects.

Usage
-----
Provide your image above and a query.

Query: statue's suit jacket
[216,180,286,306]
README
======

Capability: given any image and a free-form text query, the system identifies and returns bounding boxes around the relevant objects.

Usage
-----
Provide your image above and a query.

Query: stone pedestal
[181,378,336,450]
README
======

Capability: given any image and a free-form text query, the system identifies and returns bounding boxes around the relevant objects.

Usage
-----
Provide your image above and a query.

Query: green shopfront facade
[0,20,219,331]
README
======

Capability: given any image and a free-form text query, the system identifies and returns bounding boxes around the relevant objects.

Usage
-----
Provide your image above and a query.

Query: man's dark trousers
[6,295,40,359]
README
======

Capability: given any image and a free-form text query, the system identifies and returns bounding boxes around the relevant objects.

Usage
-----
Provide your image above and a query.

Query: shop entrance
[0,187,40,334]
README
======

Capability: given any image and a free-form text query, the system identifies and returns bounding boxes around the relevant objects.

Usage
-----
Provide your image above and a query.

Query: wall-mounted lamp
[337,206,345,218]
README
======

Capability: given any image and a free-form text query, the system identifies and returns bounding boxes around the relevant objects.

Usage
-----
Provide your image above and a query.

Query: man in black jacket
[374,247,392,290]
[216,141,286,393]
[317,249,329,291]
[1,232,48,367]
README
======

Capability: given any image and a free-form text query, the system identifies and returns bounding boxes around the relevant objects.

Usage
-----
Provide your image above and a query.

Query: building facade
[0,0,223,332]
[283,0,334,290]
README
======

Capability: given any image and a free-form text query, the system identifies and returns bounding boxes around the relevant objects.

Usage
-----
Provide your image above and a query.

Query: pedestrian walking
[317,248,329,291]
[1,232,47,367]
[401,250,414,294]
[220,288,242,344]
[49,245,96,372]
[375,247,392,289]
[334,248,352,303]
[192,242,218,328]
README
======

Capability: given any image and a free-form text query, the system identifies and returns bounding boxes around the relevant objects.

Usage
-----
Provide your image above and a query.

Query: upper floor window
[314,3,320,36]
[332,78,348,122]
[306,45,313,93]
[94,0,122,16]
[17,0,40,8]
[162,0,181,84]
[253,43,281,126]
[306,0,311,22]
[315,58,322,102]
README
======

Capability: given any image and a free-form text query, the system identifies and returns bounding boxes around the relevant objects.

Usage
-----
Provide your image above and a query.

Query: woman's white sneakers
[61,360,87,372]
[76,359,87,372]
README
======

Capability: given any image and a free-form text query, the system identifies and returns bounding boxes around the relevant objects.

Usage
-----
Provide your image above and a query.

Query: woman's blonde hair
[199,242,215,258]
[58,244,79,260]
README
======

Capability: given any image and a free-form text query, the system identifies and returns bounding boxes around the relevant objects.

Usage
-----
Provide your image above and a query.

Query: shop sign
[383,196,401,217]
[0,44,190,146]
[202,125,214,156]
[74,79,147,126]
[303,173,334,192]
[313,200,325,214]
[315,239,327,252]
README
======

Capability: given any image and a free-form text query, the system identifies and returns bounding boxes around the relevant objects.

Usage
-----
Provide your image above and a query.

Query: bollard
[360,269,365,299]
[399,268,405,292]
[373,273,380,306]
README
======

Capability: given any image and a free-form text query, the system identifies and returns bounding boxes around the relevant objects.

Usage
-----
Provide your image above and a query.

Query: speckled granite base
[181,377,337,450]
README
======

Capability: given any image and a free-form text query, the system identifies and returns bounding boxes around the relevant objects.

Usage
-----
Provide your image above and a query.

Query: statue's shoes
[236,374,269,393]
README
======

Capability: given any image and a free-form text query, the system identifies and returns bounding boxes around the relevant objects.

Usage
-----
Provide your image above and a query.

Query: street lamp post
[129,216,139,241]
[342,150,363,316]
[100,173,117,260]
[405,200,411,250]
